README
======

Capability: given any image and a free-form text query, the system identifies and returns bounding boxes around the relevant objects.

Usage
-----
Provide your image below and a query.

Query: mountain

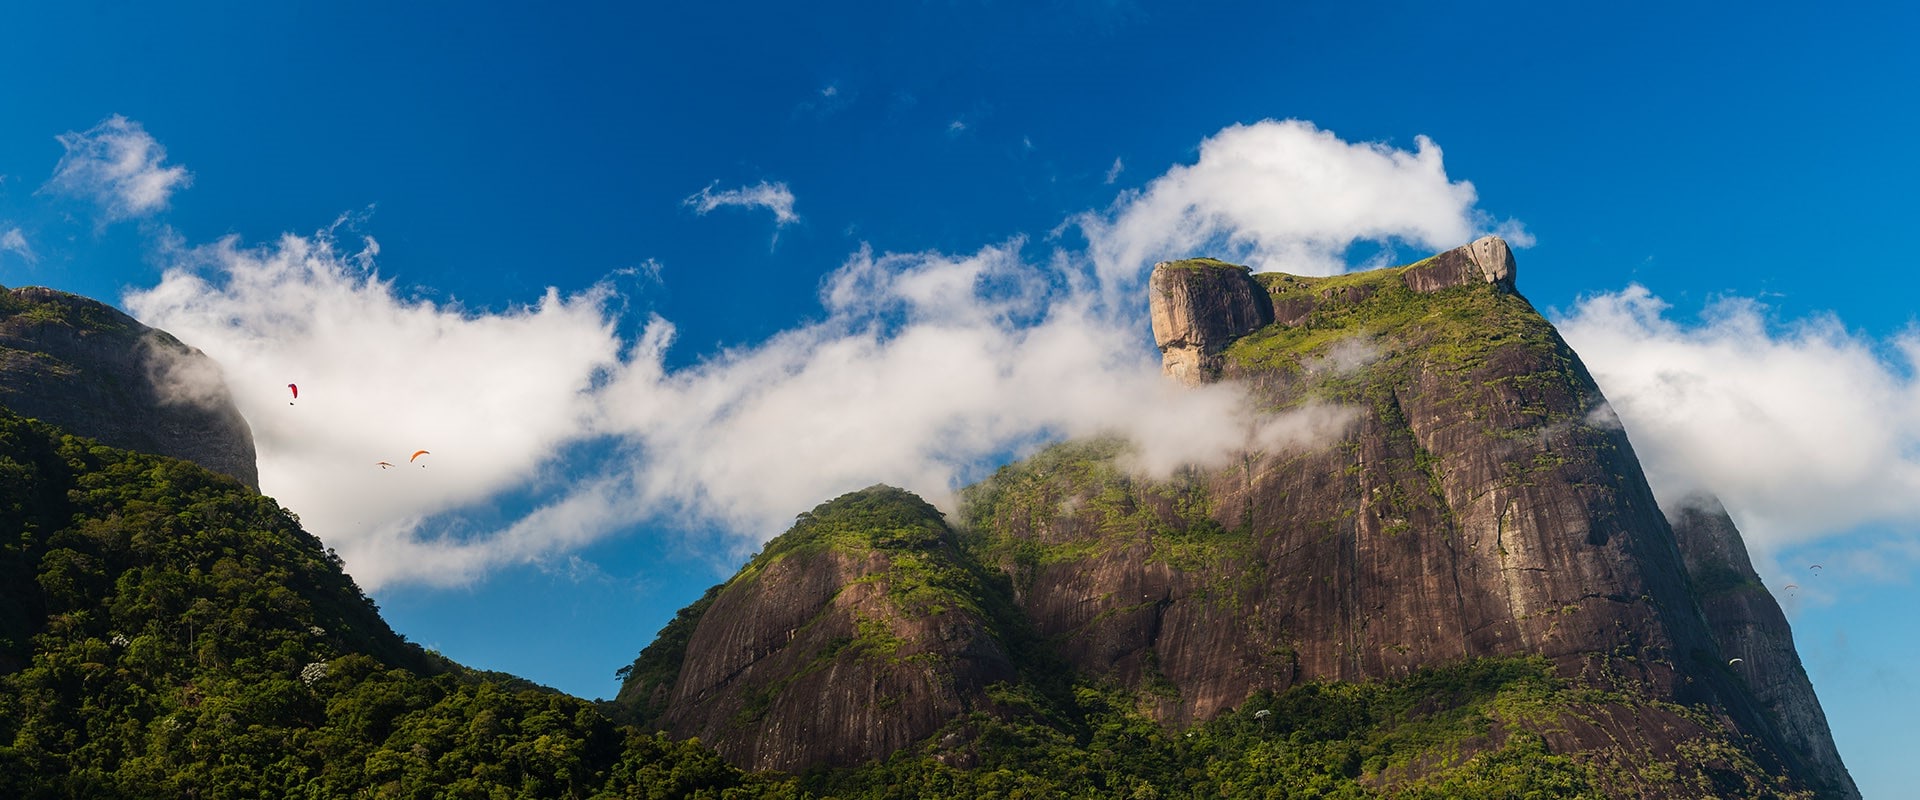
[621,238,1858,797]
[0,300,784,797]
[0,286,257,488]
[0,244,1858,797]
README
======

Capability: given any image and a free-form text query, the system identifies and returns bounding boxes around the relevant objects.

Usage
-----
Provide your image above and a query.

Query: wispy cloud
[128,119,1506,589]
[684,180,799,227]
[1103,157,1124,185]
[1,227,34,263]
[44,115,191,220]
[1557,285,1920,563]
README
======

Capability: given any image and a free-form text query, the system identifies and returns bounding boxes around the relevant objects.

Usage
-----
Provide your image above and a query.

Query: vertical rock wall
[1148,259,1273,385]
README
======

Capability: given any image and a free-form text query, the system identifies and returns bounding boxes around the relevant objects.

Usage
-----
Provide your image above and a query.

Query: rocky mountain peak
[1147,258,1273,386]
[0,285,258,488]
[625,240,1857,795]
[1402,234,1517,294]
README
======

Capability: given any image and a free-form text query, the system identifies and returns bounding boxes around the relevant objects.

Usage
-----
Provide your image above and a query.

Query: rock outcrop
[1148,258,1273,385]
[1672,494,1859,798]
[1401,234,1517,294]
[0,286,258,488]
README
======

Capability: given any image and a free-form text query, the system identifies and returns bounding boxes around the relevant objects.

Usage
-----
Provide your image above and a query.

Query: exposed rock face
[0,286,258,488]
[646,487,1020,773]
[971,244,1848,795]
[1402,235,1517,294]
[1148,258,1273,385]
[630,241,1853,795]
[1672,494,1859,798]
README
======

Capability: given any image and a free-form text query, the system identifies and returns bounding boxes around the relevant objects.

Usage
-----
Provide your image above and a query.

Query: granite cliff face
[0,286,257,488]
[1148,257,1274,386]
[624,240,1855,796]
[620,487,1031,773]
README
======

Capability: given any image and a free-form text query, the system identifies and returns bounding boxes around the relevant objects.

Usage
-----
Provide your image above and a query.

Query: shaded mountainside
[1671,493,1856,796]
[622,238,1857,797]
[0,286,257,488]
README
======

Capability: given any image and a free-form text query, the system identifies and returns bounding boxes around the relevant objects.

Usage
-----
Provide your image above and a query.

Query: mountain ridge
[622,237,1858,797]
[0,240,1857,797]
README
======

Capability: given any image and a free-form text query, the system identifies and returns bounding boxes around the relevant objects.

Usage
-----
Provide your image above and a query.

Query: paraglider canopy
[409,450,430,462]
[1728,658,1744,665]
[287,383,298,405]
[375,461,394,470]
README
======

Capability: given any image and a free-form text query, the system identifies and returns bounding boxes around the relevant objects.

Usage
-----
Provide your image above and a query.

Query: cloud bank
[45,115,191,220]
[1558,286,1920,557]
[126,119,1512,589]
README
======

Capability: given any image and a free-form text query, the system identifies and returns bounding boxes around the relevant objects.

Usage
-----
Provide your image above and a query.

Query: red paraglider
[288,383,298,405]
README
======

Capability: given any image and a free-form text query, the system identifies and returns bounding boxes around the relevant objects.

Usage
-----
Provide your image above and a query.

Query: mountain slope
[0,411,776,798]
[620,485,1048,773]
[628,238,1855,797]
[0,286,258,488]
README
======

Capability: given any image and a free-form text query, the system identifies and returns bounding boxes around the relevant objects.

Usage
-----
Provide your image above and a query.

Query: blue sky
[3,1,1916,793]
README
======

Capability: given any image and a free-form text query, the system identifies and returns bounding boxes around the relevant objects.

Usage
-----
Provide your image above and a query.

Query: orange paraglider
[410,450,430,467]
[375,461,394,470]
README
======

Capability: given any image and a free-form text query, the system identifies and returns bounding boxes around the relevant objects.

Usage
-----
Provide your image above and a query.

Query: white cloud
[1557,285,1920,559]
[125,120,1509,589]
[593,241,1359,546]
[45,115,191,220]
[684,180,798,227]
[1077,119,1525,285]
[125,232,626,588]
[1,227,33,263]
[1104,157,1124,185]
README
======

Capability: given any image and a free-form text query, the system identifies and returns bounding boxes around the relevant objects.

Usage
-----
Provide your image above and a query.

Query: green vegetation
[0,288,133,334]
[1156,256,1252,273]
[0,410,779,798]
[1230,264,1563,380]
[0,409,1806,797]
[806,657,1608,799]
[0,251,1815,796]
[959,437,1252,594]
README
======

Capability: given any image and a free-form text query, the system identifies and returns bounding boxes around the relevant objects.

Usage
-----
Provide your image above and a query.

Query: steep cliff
[1671,494,1858,798]
[627,239,1856,796]
[1148,257,1275,385]
[0,286,258,487]
[628,487,1037,773]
